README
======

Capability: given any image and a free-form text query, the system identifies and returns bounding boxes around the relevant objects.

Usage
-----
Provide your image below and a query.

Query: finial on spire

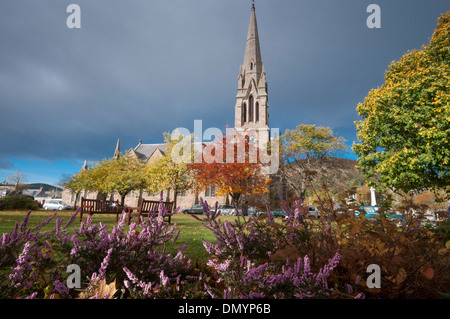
[252,0,255,9]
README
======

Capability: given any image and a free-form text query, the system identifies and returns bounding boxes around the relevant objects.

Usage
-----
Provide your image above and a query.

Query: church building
[62,3,271,211]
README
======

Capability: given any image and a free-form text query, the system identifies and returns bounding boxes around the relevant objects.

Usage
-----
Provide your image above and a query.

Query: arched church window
[242,103,247,124]
[250,62,253,70]
[256,102,259,122]
[249,95,254,122]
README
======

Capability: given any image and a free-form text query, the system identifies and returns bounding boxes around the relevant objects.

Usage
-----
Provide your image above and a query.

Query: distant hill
[23,183,63,191]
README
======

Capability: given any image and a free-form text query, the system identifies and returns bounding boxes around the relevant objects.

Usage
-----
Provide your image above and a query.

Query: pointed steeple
[243,3,263,79]
[75,160,88,176]
[234,2,270,146]
[113,139,121,159]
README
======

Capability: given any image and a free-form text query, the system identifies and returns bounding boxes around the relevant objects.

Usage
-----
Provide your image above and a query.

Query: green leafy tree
[145,133,193,210]
[353,11,450,193]
[283,124,347,163]
[276,124,347,201]
[86,156,147,207]
[62,171,90,209]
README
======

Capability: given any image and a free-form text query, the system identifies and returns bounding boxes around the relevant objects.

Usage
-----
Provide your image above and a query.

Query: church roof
[134,143,166,161]
[34,187,47,198]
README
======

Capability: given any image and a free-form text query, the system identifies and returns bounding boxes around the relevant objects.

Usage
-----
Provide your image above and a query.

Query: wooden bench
[126,199,174,225]
[80,197,120,221]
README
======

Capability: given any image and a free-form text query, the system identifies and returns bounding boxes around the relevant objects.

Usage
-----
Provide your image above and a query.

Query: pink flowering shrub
[0,211,73,298]
[8,196,446,299]
[0,205,204,299]
[193,200,361,299]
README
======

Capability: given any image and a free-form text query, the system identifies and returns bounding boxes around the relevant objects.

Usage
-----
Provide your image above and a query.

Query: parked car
[308,206,321,218]
[256,209,287,219]
[357,205,404,222]
[43,199,69,211]
[272,210,287,218]
[182,204,205,215]
[217,205,243,216]
[388,210,405,222]
[358,205,379,219]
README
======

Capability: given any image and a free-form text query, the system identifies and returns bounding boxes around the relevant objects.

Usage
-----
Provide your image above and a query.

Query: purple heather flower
[33,213,57,232]
[53,280,69,296]
[205,284,217,298]
[123,267,139,284]
[10,241,34,282]
[90,292,100,299]
[1,232,9,245]
[98,248,113,279]
[90,272,99,282]
[248,291,265,299]
[25,292,38,299]
[354,292,364,299]
[303,255,311,274]
[216,259,231,272]
[240,256,247,268]
[347,284,353,295]
[42,240,51,249]
[19,211,32,232]
[160,270,170,287]
[55,218,63,234]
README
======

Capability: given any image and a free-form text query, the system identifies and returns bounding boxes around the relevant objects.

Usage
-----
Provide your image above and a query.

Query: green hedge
[1,195,39,210]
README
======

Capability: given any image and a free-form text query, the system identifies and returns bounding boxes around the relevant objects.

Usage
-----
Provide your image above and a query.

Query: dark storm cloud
[0,0,254,161]
[0,0,448,165]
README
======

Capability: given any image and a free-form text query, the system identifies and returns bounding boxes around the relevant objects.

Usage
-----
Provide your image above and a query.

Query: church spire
[234,2,269,142]
[113,138,121,159]
[75,160,88,176]
[243,2,263,78]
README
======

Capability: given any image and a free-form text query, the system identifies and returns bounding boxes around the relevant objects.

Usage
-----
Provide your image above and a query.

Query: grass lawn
[0,209,237,263]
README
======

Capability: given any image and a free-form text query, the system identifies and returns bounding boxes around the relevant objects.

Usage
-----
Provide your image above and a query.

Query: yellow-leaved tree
[145,133,193,211]
[353,11,450,194]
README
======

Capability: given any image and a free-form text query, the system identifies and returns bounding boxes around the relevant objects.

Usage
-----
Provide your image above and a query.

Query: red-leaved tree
[188,132,271,211]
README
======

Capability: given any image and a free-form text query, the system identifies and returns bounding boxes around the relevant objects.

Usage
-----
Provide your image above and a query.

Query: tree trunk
[195,193,199,205]
[230,192,241,215]
[74,191,81,210]
[173,190,178,214]
[138,190,143,206]
[165,188,171,202]
[120,193,126,207]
